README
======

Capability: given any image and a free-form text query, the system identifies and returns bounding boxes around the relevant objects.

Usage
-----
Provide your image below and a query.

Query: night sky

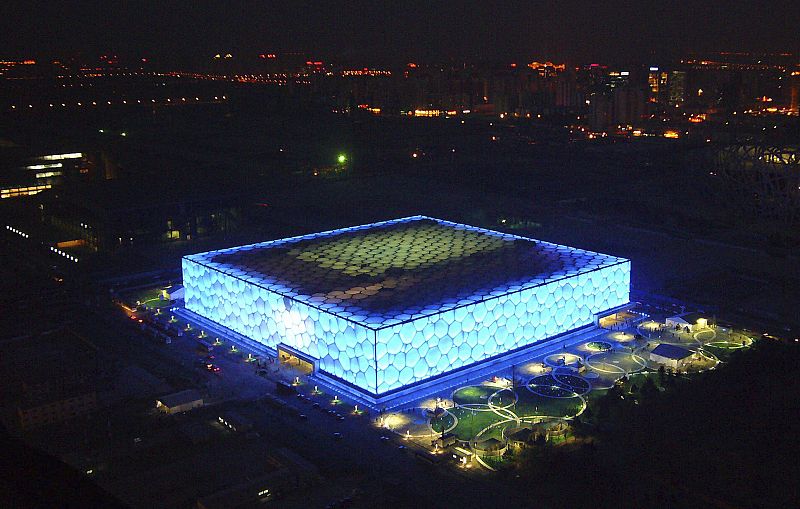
[1,1,798,65]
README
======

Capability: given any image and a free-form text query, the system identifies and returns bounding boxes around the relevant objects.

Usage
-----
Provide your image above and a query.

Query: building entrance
[277,345,316,375]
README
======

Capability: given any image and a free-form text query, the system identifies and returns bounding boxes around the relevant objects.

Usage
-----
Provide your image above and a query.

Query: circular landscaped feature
[516,387,586,418]
[693,329,717,343]
[528,383,575,398]
[585,351,647,377]
[453,385,496,406]
[487,388,518,409]
[430,409,457,434]
[544,352,582,368]
[553,373,591,394]
[610,331,636,342]
[527,374,584,398]
[704,333,753,349]
[639,320,663,332]
[447,406,503,441]
[586,341,612,352]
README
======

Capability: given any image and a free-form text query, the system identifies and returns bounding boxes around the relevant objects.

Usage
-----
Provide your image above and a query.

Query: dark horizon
[1,1,799,67]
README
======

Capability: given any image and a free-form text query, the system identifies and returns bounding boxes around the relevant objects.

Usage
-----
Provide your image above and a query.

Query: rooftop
[651,343,694,360]
[157,389,203,408]
[185,216,628,328]
[672,312,707,324]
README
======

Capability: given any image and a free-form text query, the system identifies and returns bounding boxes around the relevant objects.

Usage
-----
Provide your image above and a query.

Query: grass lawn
[449,407,503,441]
[481,454,507,470]
[430,412,456,433]
[585,351,646,375]
[131,287,174,309]
[514,389,584,419]
[452,385,497,405]
[702,344,736,362]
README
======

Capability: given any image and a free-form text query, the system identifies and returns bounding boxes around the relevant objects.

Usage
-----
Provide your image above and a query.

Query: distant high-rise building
[668,70,687,106]
[588,85,645,130]
[613,86,646,126]
[588,93,612,131]
[555,70,579,110]
[647,66,669,103]
[606,70,630,91]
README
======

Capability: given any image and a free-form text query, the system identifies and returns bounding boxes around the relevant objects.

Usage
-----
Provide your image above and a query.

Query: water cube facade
[183,216,630,396]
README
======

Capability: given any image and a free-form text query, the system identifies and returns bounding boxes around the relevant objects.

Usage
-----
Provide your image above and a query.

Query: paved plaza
[129,290,755,472]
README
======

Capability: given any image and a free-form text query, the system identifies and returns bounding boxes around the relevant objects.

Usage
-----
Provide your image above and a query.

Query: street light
[337,153,347,164]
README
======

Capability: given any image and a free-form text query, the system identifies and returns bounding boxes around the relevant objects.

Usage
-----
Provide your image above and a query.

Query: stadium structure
[182,216,630,406]
[715,143,800,224]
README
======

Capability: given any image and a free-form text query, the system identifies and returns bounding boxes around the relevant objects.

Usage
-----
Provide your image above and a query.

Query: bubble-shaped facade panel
[183,215,630,397]
[183,256,379,393]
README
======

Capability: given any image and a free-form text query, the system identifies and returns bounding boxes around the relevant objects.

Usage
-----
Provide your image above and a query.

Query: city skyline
[1,3,798,507]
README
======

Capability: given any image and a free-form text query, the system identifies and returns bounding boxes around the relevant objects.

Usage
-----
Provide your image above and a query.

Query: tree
[658,365,667,386]
[640,376,659,401]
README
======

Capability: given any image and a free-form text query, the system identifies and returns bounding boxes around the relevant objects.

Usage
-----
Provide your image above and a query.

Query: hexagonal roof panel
[184,216,628,328]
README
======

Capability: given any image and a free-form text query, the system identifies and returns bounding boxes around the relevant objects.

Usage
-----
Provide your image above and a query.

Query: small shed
[156,389,203,414]
[473,437,508,458]
[506,427,534,448]
[451,446,473,465]
[435,432,457,448]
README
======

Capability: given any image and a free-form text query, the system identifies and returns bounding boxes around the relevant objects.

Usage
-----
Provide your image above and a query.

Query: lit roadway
[78,299,537,507]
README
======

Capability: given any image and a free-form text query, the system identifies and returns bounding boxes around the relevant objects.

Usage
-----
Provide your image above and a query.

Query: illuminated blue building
[182,216,630,403]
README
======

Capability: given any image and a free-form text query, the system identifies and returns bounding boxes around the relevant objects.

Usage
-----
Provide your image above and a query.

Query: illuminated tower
[647,66,669,103]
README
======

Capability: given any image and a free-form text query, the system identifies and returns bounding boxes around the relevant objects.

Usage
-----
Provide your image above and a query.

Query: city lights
[38,152,82,160]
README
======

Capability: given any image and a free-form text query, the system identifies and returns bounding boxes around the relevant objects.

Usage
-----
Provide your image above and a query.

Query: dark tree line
[512,340,800,508]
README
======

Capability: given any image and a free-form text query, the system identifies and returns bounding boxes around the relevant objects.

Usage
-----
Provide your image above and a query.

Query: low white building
[665,312,708,332]
[156,389,203,414]
[649,343,695,370]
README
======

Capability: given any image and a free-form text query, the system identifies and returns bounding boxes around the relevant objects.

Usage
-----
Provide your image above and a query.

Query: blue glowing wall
[372,262,629,393]
[183,255,379,392]
[182,217,630,396]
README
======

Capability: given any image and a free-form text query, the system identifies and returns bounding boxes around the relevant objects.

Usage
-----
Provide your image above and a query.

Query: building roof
[184,216,628,327]
[674,312,706,324]
[475,437,506,451]
[506,427,534,442]
[651,343,693,360]
[157,389,203,408]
